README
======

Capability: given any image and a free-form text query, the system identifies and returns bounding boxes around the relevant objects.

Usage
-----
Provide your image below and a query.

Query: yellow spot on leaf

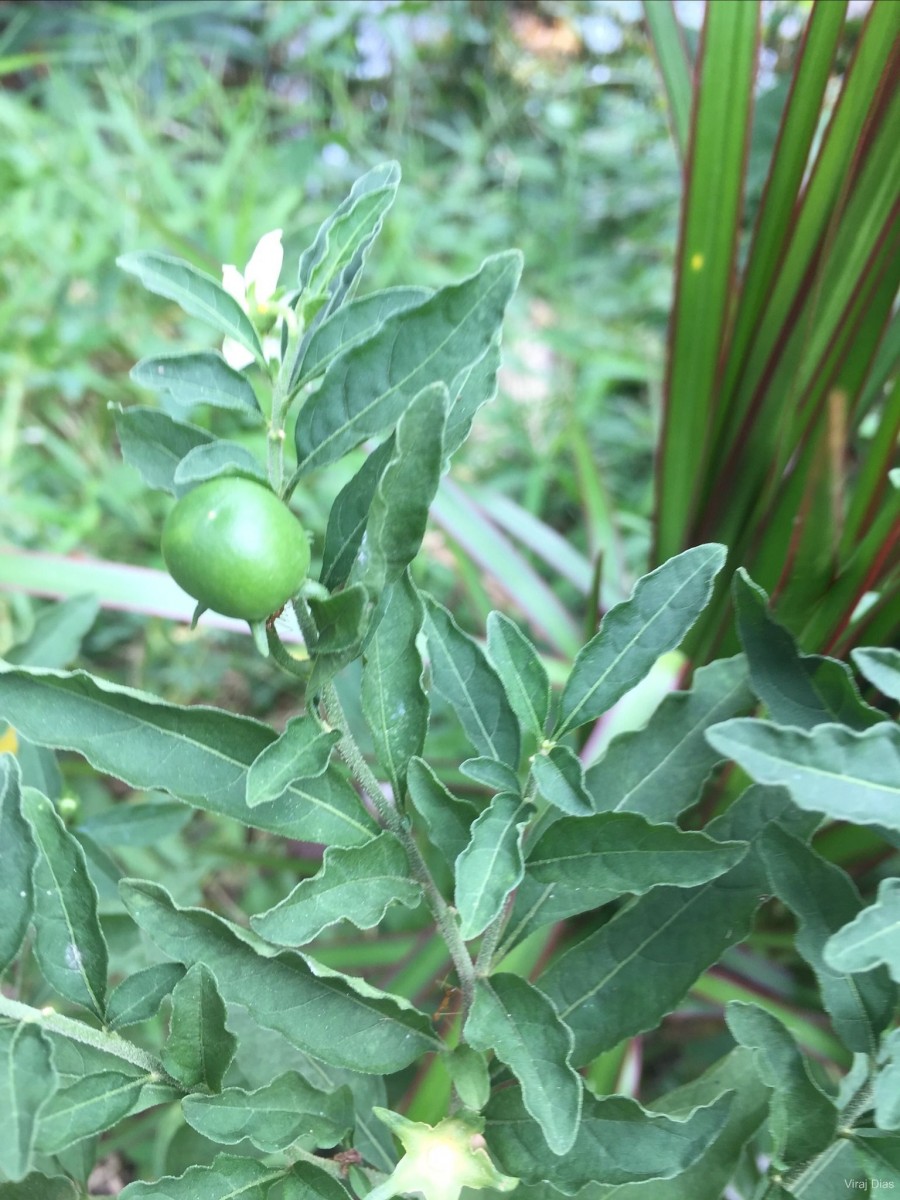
[0,725,18,755]
[690,252,705,272]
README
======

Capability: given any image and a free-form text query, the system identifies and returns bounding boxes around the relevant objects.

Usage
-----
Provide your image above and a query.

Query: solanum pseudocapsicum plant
[0,163,899,1200]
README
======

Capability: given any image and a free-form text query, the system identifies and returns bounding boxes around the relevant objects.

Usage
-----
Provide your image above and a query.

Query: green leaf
[35,1071,148,1155]
[361,573,428,797]
[0,663,376,847]
[119,879,439,1073]
[293,250,522,475]
[246,717,340,809]
[758,825,896,1053]
[555,545,727,737]
[423,594,520,768]
[298,161,401,308]
[484,1087,732,1193]
[571,1047,772,1200]
[172,441,267,489]
[537,785,815,1064]
[119,1154,334,1200]
[4,595,99,670]
[406,757,478,870]
[112,405,214,496]
[506,813,747,942]
[0,1173,80,1199]
[307,585,370,691]
[454,792,530,940]
[465,974,582,1155]
[161,964,236,1091]
[706,719,900,833]
[0,1023,57,1182]
[359,382,447,592]
[732,570,884,730]
[250,831,421,947]
[319,440,394,591]
[23,789,108,1019]
[644,0,692,158]
[486,612,550,742]
[584,655,753,821]
[825,877,900,984]
[0,756,36,972]
[443,335,502,461]
[653,2,758,562]
[117,252,262,362]
[875,1029,900,1132]
[130,351,262,417]
[77,798,191,847]
[294,286,430,392]
[181,1071,353,1154]
[460,757,520,795]
[531,744,593,816]
[443,1045,490,1113]
[852,647,900,703]
[106,963,187,1031]
[725,1001,836,1167]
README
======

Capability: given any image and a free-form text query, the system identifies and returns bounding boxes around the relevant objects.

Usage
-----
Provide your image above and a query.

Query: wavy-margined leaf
[0,1023,57,1182]
[361,575,428,798]
[423,595,520,769]
[875,1029,900,1131]
[568,1047,772,1200]
[119,880,438,1073]
[117,251,262,362]
[161,964,236,1091]
[182,1071,354,1154]
[120,1154,344,1200]
[484,1086,732,1193]
[112,405,213,495]
[294,286,430,391]
[852,647,900,703]
[4,594,100,670]
[486,612,550,741]
[444,335,502,460]
[319,440,394,591]
[297,162,401,311]
[732,570,884,730]
[130,351,262,417]
[406,757,478,870]
[531,744,592,816]
[0,663,375,847]
[555,544,727,738]
[585,655,753,821]
[23,789,108,1019]
[465,974,582,1155]
[758,825,896,1053]
[307,585,370,692]
[106,963,186,1030]
[35,1071,149,1156]
[460,757,520,795]
[293,251,521,475]
[725,1002,836,1168]
[0,755,35,971]
[455,792,530,941]
[706,718,900,833]
[246,717,340,809]
[825,877,900,984]
[359,383,447,592]
[537,786,817,1065]
[172,441,267,489]
[504,813,747,945]
[251,832,421,947]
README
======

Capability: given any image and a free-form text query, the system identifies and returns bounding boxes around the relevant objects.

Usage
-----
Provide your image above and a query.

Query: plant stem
[0,993,181,1085]
[318,679,477,1017]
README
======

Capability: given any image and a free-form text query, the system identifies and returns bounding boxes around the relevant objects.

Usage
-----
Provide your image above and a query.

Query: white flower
[221,229,284,370]
[366,1109,518,1200]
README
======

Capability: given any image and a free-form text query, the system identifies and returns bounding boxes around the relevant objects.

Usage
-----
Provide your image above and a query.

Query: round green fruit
[161,476,311,621]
